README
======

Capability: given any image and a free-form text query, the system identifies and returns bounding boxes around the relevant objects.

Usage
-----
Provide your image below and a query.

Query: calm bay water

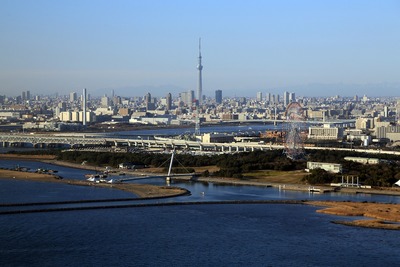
[1,204,399,267]
[1,159,400,266]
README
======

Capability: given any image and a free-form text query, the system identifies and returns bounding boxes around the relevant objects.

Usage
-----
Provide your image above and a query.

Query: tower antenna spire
[197,37,203,105]
[195,38,203,136]
[199,37,201,56]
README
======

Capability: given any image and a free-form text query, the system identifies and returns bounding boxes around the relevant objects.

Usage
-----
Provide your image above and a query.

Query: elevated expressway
[0,133,282,152]
[1,133,399,156]
[0,134,107,148]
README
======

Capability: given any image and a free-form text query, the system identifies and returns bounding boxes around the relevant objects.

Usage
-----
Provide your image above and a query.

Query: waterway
[0,159,400,266]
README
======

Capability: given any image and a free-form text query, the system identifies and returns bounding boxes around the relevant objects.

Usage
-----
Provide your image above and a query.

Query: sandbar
[308,201,400,230]
[0,168,188,198]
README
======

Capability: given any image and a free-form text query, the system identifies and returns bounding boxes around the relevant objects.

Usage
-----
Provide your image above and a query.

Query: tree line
[8,148,400,187]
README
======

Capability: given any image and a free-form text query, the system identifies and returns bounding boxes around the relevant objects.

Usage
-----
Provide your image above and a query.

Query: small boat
[85,174,100,178]
[86,176,98,182]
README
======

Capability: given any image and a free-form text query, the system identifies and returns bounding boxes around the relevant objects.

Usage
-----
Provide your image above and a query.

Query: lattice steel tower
[195,38,203,136]
[197,38,203,105]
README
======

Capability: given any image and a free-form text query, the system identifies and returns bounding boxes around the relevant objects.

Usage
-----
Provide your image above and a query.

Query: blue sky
[1,0,399,97]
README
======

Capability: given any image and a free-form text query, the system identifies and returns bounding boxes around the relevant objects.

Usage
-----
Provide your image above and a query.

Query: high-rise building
[397,100,400,123]
[166,93,172,110]
[384,106,389,118]
[145,92,151,104]
[58,102,66,111]
[289,92,295,103]
[256,92,263,102]
[26,90,30,100]
[283,91,290,107]
[215,90,222,104]
[266,93,271,104]
[145,92,155,110]
[179,90,195,106]
[188,90,195,105]
[82,88,87,126]
[101,95,110,107]
[70,92,77,102]
[113,96,121,106]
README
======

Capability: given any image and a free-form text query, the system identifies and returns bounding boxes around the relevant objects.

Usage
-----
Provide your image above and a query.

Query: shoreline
[2,154,400,230]
[2,153,400,197]
[0,166,189,199]
[0,154,190,198]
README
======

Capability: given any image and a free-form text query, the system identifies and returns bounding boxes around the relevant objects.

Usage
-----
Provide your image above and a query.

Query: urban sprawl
[0,90,399,149]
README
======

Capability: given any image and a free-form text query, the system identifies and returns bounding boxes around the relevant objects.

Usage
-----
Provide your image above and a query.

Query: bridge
[217,118,356,126]
[116,173,196,183]
[0,134,107,148]
[0,133,282,152]
[1,132,399,156]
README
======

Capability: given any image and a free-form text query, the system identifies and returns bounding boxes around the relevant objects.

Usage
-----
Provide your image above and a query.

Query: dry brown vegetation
[0,169,58,181]
[308,201,400,230]
[243,170,307,184]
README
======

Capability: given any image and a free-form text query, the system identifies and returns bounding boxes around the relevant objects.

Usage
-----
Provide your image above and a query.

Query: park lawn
[145,165,220,174]
[243,169,308,184]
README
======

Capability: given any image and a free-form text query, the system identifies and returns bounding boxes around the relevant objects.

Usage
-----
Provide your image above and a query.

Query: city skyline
[1,0,400,97]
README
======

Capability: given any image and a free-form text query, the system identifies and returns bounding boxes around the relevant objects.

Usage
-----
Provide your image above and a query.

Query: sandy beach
[0,155,188,198]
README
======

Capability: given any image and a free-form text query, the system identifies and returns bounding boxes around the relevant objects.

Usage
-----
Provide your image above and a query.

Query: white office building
[308,124,343,140]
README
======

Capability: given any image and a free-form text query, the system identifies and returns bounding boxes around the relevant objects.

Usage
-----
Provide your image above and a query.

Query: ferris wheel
[283,102,305,160]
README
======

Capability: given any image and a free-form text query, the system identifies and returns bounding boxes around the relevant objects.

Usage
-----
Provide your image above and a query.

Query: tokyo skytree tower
[197,38,203,105]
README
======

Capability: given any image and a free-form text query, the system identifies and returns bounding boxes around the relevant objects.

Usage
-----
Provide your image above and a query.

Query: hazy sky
[1,0,400,97]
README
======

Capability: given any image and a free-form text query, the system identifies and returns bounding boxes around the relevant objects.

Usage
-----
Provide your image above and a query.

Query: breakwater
[0,199,306,215]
